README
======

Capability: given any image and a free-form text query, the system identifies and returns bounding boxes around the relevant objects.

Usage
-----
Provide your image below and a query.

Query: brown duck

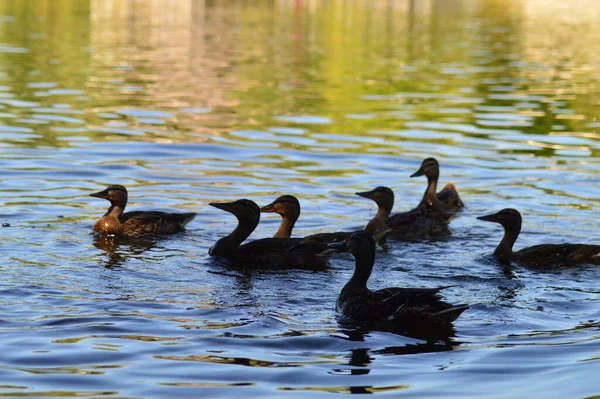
[209,199,335,270]
[411,157,463,213]
[478,208,600,268]
[90,185,196,238]
[356,186,447,238]
[260,194,389,244]
[328,231,468,329]
[355,159,463,239]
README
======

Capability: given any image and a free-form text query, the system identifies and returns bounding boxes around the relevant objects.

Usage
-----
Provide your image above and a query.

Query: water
[1,0,600,397]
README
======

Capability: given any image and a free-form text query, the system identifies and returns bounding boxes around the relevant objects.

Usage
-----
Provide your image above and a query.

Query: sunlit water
[1,0,600,397]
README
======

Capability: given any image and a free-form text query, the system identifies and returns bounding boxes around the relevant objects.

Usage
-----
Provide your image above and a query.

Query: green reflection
[0,0,598,157]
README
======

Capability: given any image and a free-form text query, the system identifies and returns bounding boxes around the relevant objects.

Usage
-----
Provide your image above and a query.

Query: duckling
[357,186,449,238]
[478,208,600,268]
[260,194,389,244]
[210,199,335,270]
[329,231,468,328]
[411,158,464,213]
[90,185,196,238]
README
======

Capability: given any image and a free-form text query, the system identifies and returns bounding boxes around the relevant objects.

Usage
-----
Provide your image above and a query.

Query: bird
[478,208,600,268]
[356,186,448,239]
[209,199,336,270]
[356,158,463,239]
[328,231,468,330]
[410,157,464,213]
[89,185,196,238]
[259,194,389,244]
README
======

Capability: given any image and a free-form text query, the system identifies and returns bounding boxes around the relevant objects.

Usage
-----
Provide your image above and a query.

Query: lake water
[1,0,600,397]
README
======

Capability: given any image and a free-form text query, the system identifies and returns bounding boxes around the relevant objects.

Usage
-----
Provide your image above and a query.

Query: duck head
[356,186,394,212]
[260,195,300,238]
[260,195,300,219]
[410,158,440,180]
[477,208,522,235]
[90,185,128,210]
[209,199,261,227]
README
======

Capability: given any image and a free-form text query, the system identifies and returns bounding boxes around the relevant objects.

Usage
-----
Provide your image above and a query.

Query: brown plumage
[410,157,464,213]
[259,194,389,244]
[90,185,196,238]
[478,208,600,268]
[357,186,448,239]
[355,159,463,239]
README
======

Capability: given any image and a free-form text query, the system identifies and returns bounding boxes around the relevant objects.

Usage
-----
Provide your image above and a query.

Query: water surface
[1,0,600,397]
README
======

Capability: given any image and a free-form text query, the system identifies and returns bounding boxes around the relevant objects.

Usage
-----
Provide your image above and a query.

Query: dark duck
[90,185,196,238]
[260,194,389,244]
[328,231,468,330]
[356,158,463,239]
[478,208,600,268]
[356,186,447,239]
[411,157,463,213]
[209,199,336,270]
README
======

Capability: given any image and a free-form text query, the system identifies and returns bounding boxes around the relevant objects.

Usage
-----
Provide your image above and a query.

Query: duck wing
[233,238,330,270]
[120,211,196,237]
[370,287,467,326]
[338,286,467,327]
[516,243,600,268]
[386,206,450,238]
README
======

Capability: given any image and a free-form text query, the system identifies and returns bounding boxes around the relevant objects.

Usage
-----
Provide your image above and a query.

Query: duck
[328,231,468,329]
[90,185,196,238]
[209,199,335,270]
[356,186,449,238]
[478,208,600,268]
[410,157,464,213]
[260,194,389,244]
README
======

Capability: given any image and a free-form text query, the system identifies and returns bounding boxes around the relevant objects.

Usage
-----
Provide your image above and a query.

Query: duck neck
[365,205,391,233]
[274,215,296,238]
[422,174,440,207]
[345,252,375,292]
[210,218,256,257]
[494,226,519,263]
[105,203,125,219]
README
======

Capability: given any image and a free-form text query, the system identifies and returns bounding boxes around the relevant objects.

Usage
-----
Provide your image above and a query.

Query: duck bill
[209,202,235,213]
[89,188,110,199]
[259,202,276,213]
[355,190,374,199]
[410,165,425,178]
[477,213,499,223]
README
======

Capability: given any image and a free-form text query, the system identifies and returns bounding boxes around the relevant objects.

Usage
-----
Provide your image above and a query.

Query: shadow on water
[338,322,462,350]
[92,234,158,269]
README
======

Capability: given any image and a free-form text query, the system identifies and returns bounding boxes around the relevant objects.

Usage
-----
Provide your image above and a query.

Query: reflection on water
[1,0,600,397]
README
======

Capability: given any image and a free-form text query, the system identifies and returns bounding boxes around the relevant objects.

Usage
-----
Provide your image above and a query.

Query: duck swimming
[210,199,335,270]
[260,194,389,244]
[90,185,196,238]
[356,186,449,238]
[329,231,468,329]
[411,157,464,213]
[478,208,600,268]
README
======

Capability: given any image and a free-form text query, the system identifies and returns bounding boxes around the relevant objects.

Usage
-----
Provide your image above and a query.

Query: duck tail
[179,212,197,227]
[438,182,464,208]
[432,304,469,324]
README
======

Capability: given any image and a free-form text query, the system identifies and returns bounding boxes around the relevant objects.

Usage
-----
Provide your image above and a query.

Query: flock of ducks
[89,158,600,335]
